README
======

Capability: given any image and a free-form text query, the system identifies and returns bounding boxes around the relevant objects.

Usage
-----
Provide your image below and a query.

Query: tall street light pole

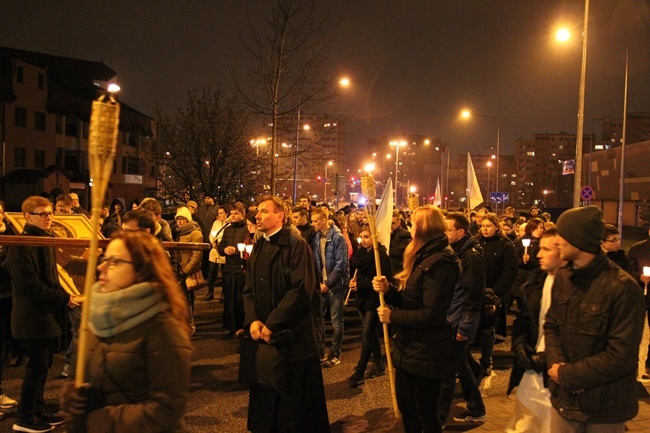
[292,96,302,204]
[324,160,333,202]
[557,0,590,207]
[390,140,406,206]
[616,40,629,237]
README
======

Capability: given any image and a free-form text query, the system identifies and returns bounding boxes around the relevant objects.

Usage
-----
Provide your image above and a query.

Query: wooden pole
[361,175,400,421]
[74,93,120,387]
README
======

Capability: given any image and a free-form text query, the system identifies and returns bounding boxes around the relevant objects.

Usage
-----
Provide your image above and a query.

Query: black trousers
[17,338,58,419]
[396,368,444,433]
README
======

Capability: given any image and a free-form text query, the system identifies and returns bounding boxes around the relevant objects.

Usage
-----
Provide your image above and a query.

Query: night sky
[2,0,649,162]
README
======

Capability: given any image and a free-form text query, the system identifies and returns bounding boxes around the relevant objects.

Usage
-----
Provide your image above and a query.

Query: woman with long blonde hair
[373,206,460,433]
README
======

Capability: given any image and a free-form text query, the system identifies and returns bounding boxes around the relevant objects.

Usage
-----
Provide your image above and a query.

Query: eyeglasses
[604,237,621,243]
[28,211,54,219]
[98,256,134,269]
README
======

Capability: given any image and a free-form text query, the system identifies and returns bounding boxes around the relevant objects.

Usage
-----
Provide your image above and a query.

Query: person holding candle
[218,202,251,340]
[627,228,650,379]
[512,218,545,312]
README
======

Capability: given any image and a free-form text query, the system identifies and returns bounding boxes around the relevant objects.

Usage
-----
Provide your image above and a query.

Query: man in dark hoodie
[439,212,486,426]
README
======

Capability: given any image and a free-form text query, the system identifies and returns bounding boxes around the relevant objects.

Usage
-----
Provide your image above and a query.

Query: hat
[556,205,604,254]
[186,200,198,210]
[69,193,79,200]
[175,207,193,221]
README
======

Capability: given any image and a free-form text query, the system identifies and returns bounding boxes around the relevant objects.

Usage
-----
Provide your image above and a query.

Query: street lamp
[555,0,590,207]
[486,161,492,201]
[324,160,333,202]
[461,110,501,197]
[390,140,407,206]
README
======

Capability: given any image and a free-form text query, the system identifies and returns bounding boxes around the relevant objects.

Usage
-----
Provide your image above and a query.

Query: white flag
[434,177,442,207]
[467,153,484,210]
[376,177,393,253]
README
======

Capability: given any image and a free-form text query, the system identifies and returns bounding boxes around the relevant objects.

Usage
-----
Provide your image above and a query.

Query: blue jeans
[321,289,345,357]
[438,339,486,423]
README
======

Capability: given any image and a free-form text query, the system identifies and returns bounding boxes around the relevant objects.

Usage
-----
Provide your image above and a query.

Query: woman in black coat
[347,227,392,387]
[476,212,517,376]
[374,206,460,433]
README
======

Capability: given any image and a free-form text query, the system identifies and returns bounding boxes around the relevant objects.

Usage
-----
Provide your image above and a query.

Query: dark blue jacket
[311,224,349,294]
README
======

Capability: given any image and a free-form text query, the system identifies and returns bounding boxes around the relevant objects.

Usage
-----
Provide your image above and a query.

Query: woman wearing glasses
[60,231,193,433]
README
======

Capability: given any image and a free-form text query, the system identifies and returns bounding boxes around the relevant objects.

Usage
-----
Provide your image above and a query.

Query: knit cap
[175,206,193,221]
[555,205,604,254]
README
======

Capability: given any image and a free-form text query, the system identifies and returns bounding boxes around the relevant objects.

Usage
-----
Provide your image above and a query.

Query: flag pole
[361,174,400,421]
[75,92,120,387]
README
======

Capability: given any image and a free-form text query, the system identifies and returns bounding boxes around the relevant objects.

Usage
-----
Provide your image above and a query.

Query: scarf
[89,282,169,338]
[176,220,201,238]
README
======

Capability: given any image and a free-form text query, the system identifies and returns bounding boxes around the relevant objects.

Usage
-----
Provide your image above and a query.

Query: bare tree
[143,86,264,203]
[237,0,341,195]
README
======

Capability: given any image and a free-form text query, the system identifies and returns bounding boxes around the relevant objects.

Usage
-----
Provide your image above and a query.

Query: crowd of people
[0,191,649,433]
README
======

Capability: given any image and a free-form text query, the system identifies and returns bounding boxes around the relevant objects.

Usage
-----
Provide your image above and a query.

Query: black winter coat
[478,234,517,298]
[628,237,650,304]
[389,227,412,274]
[544,252,645,423]
[349,244,391,312]
[7,223,70,349]
[242,227,321,362]
[507,268,549,395]
[385,235,459,380]
[218,220,251,274]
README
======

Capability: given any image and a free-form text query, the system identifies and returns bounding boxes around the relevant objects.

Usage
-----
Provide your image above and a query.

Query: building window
[122,156,139,174]
[56,115,64,134]
[14,147,26,168]
[14,107,27,127]
[38,72,45,89]
[65,116,78,137]
[34,149,45,169]
[16,65,24,83]
[35,111,46,131]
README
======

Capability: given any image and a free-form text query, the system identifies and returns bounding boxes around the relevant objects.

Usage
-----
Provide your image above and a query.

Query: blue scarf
[89,282,169,338]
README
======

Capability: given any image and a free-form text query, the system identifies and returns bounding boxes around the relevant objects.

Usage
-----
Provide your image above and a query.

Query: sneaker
[12,417,54,433]
[0,393,18,409]
[348,367,365,387]
[37,412,64,426]
[319,347,331,363]
[365,363,386,379]
[60,363,69,378]
[322,354,340,368]
[452,410,486,423]
[203,294,214,301]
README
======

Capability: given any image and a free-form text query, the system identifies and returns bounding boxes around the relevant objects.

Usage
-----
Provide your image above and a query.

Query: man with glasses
[600,223,629,270]
[8,196,80,432]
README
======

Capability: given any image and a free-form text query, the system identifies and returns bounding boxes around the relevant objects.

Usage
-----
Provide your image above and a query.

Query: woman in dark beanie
[511,218,545,310]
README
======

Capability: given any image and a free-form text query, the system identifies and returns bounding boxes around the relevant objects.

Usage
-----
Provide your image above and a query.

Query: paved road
[2,287,650,432]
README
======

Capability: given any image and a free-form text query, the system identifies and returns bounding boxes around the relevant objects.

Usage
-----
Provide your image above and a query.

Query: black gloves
[513,343,535,370]
[61,382,91,433]
[531,351,546,374]
[513,344,547,374]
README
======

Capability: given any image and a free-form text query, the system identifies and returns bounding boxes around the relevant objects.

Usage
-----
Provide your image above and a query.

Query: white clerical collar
[262,226,283,241]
